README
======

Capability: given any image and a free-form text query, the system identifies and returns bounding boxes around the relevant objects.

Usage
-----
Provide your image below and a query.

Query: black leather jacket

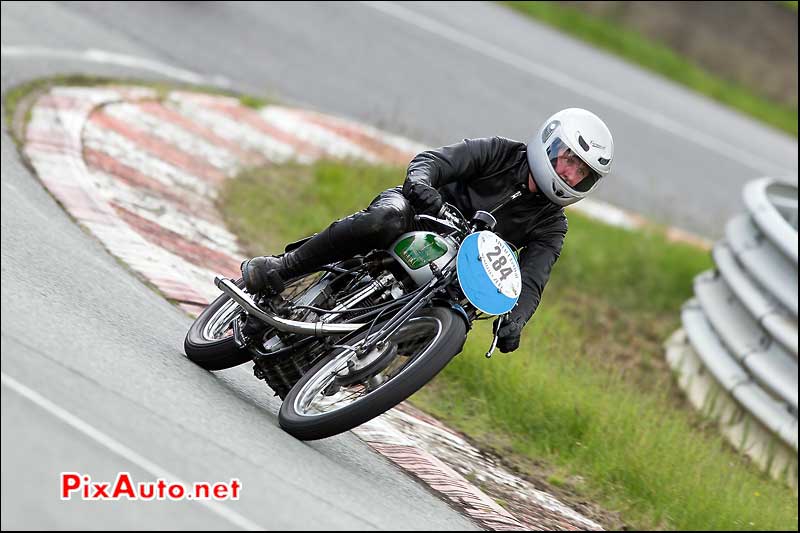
[403,136,567,324]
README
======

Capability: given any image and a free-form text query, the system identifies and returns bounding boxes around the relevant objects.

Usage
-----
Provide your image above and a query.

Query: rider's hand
[403,181,443,215]
[496,317,525,353]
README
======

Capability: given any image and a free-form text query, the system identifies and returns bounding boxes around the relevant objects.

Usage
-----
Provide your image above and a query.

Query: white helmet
[527,108,614,207]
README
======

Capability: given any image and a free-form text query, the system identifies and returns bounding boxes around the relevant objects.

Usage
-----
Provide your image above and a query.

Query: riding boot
[241,226,338,293]
[241,187,414,293]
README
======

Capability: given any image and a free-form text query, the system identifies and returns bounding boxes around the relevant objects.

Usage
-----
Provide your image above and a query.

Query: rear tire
[278,306,467,440]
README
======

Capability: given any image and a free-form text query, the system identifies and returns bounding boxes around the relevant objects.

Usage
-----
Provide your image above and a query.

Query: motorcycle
[184,201,522,440]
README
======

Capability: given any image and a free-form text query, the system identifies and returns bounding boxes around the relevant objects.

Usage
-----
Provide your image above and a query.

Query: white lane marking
[360,1,796,176]
[1,371,261,531]
[569,198,640,230]
[0,45,231,88]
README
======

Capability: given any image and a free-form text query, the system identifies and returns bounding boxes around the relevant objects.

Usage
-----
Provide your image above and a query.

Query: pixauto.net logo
[60,472,241,501]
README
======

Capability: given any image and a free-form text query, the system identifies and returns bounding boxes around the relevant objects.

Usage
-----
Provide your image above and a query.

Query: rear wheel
[278,306,467,440]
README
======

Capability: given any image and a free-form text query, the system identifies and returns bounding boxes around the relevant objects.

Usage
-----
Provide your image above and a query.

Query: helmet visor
[547,137,601,193]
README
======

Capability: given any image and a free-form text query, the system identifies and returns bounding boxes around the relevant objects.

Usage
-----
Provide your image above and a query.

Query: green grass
[220,160,404,256]
[500,1,798,137]
[220,160,798,531]
[552,213,710,314]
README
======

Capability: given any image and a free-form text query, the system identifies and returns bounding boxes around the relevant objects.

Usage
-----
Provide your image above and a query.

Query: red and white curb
[22,83,662,530]
[354,403,602,530]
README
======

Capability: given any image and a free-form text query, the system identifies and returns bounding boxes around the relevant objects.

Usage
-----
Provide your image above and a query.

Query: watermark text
[60,472,241,501]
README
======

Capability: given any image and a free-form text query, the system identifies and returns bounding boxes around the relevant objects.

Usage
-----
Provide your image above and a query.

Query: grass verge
[219,160,797,530]
[500,1,798,137]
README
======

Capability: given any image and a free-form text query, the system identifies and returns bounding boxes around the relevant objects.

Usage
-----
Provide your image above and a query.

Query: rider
[241,108,614,353]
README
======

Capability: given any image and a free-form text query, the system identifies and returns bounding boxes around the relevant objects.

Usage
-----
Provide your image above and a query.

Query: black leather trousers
[327,186,415,254]
[282,186,416,272]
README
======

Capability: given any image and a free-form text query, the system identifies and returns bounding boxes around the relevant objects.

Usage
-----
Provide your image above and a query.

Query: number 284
[485,245,514,282]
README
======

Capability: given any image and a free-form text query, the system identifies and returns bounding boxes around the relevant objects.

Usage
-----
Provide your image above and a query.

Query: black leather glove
[403,181,443,215]
[496,317,525,353]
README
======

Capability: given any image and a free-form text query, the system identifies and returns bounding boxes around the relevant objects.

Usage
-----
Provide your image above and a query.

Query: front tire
[278,306,467,440]
[184,270,328,371]
[184,278,252,370]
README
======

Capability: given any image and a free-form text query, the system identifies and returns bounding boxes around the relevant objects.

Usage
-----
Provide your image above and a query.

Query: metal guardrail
[726,214,797,316]
[745,180,799,263]
[712,243,798,356]
[666,177,798,489]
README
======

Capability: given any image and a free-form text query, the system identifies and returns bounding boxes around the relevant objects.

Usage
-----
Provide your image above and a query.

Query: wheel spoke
[202,298,243,341]
[293,317,442,417]
[199,271,327,343]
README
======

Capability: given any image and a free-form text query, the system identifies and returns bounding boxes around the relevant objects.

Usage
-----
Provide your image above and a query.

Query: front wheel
[278,306,467,440]
[184,271,325,370]
[184,278,253,370]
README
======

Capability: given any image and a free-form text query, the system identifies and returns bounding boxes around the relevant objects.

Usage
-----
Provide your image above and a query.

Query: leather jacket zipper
[488,189,524,215]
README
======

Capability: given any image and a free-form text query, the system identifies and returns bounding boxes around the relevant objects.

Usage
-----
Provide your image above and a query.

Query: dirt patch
[487,443,631,530]
[545,286,678,391]
[560,1,798,108]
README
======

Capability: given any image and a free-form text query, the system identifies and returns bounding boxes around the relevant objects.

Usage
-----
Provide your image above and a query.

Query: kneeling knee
[368,207,410,245]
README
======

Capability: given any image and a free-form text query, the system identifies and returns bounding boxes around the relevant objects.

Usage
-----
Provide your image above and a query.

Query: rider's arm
[510,215,568,325]
[404,136,524,190]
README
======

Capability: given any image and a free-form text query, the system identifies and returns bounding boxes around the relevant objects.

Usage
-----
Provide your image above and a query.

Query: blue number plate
[456,231,521,315]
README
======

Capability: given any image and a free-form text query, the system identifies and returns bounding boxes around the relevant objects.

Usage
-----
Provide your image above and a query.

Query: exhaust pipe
[214,277,365,335]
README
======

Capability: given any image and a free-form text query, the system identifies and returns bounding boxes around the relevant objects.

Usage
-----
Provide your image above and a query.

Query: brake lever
[485,315,503,359]
[414,213,461,233]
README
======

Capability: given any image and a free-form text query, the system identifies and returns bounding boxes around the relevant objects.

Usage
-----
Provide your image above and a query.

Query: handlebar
[414,203,470,237]
[417,203,497,236]
[438,202,468,227]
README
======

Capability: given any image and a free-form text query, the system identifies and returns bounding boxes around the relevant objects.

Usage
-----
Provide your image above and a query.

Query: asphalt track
[4,2,798,237]
[1,1,797,529]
